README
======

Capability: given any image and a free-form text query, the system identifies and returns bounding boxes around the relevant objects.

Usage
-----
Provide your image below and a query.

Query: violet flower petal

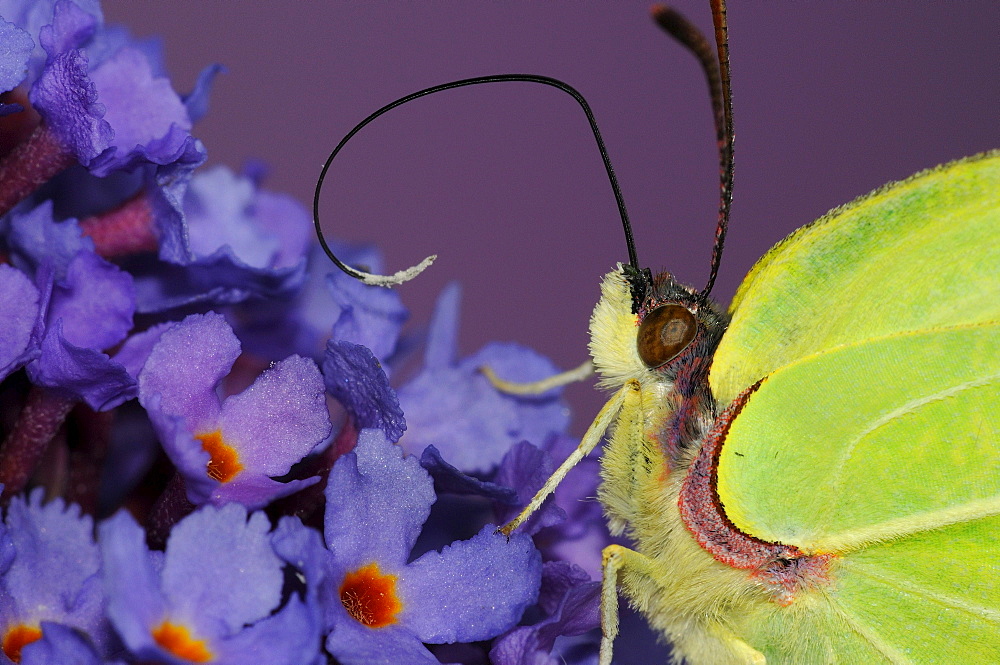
[460,342,569,445]
[148,157,200,264]
[424,281,460,369]
[87,45,193,173]
[327,271,407,364]
[28,1,114,166]
[98,510,168,656]
[111,320,174,380]
[29,318,137,410]
[130,247,306,312]
[231,242,386,362]
[217,354,330,476]
[0,18,32,114]
[492,440,566,535]
[399,525,542,644]
[160,505,281,633]
[3,490,104,640]
[207,474,320,512]
[20,622,103,665]
[101,504,303,664]
[213,596,319,665]
[182,63,224,123]
[418,445,516,504]
[324,428,435,569]
[5,200,94,280]
[47,249,133,350]
[138,311,239,431]
[30,35,111,165]
[23,250,137,409]
[35,0,99,59]
[0,264,41,382]
[185,166,279,268]
[3,0,102,80]
[398,343,567,473]
[253,189,312,269]
[489,562,600,665]
[269,516,334,630]
[322,340,405,442]
[325,619,439,665]
[142,402,214,503]
[397,285,569,472]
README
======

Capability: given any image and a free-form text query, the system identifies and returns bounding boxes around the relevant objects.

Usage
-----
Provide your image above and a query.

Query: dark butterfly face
[636,304,698,368]
[588,266,728,393]
[632,271,728,378]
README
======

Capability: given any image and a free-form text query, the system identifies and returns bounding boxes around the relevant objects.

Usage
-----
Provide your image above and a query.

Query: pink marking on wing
[679,379,834,603]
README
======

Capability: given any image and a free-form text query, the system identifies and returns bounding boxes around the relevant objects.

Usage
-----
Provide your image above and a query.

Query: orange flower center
[196,430,243,482]
[2,624,41,663]
[151,621,213,663]
[339,562,402,628]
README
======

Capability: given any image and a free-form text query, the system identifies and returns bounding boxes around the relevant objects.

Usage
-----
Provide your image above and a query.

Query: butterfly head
[589,265,727,392]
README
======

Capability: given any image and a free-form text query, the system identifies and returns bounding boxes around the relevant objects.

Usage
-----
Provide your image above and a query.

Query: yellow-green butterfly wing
[711,149,1000,405]
[720,324,1000,662]
[705,150,1000,663]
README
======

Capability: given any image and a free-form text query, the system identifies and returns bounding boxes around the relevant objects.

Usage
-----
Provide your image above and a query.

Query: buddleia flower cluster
[0,2,617,664]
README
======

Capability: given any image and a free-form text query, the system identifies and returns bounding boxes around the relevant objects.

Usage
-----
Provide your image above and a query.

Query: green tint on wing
[741,527,1000,664]
[717,323,999,551]
[710,150,1000,406]
[736,517,1000,663]
[717,323,1000,663]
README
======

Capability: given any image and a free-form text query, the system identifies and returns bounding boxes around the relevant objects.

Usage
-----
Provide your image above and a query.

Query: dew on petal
[339,562,402,628]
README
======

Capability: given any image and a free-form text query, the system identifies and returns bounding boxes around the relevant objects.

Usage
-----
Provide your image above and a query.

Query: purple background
[99,3,997,662]
[100,2,998,434]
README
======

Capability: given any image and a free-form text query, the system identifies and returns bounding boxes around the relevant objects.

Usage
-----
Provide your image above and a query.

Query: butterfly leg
[599,543,659,665]
[499,379,639,536]
[481,360,594,395]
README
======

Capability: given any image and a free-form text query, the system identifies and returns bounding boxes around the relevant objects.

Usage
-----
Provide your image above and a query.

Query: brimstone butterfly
[313,1,998,662]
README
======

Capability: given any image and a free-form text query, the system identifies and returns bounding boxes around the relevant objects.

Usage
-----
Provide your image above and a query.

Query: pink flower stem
[79,194,160,258]
[0,123,75,219]
[0,386,76,501]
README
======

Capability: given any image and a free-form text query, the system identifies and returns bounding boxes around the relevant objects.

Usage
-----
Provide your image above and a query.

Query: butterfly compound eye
[636,305,698,368]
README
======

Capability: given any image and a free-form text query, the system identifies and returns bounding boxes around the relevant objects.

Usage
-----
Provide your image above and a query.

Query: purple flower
[0,264,41,382]
[18,622,106,665]
[490,562,600,665]
[272,428,542,665]
[99,503,320,664]
[186,166,308,272]
[137,311,332,509]
[0,490,110,662]
[322,339,405,442]
[0,17,33,116]
[0,2,623,663]
[129,165,310,313]
[397,283,569,472]
[0,0,203,220]
[26,1,109,166]
[230,241,407,367]
[326,265,408,365]
[28,0,199,176]
[25,248,137,411]
[5,199,93,279]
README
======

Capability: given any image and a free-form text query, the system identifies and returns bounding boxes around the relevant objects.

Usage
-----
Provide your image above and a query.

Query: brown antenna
[652,0,734,302]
